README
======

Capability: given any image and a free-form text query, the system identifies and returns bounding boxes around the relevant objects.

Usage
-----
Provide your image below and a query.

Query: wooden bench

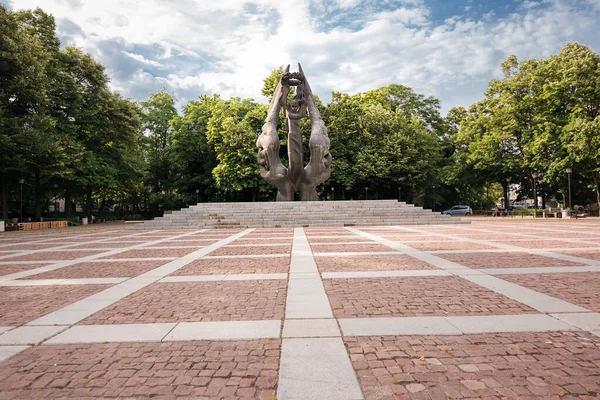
[16,221,68,230]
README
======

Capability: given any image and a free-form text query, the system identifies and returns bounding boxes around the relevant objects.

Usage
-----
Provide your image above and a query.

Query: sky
[4,0,600,114]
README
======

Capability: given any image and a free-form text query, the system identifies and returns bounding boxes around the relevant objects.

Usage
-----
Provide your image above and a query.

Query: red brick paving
[67,242,144,249]
[379,235,455,242]
[315,254,436,272]
[100,248,198,259]
[311,243,393,253]
[208,245,291,256]
[324,277,536,318]
[345,332,600,400]
[172,256,290,275]
[499,240,600,249]
[81,281,287,324]
[436,252,585,269]
[501,272,600,312]
[0,263,52,276]
[232,238,293,245]
[3,250,105,262]
[1,243,66,250]
[404,241,500,251]
[0,339,279,399]
[0,285,111,325]
[148,240,218,247]
[558,250,600,262]
[20,260,168,280]
[308,236,368,243]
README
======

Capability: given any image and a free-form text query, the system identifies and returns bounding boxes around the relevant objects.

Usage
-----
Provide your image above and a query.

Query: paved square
[436,252,586,269]
[20,260,169,280]
[315,254,436,272]
[0,340,280,398]
[1,219,600,400]
[345,332,600,400]
[0,263,52,276]
[324,277,537,318]
[172,256,290,275]
[501,272,600,312]
[0,285,112,325]
[81,281,287,324]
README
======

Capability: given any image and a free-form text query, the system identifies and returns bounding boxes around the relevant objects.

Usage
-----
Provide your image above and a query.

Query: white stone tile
[159,275,226,282]
[462,275,590,313]
[550,312,600,331]
[485,266,600,275]
[446,314,579,334]
[278,338,363,400]
[164,320,281,341]
[339,317,462,336]
[282,319,340,338]
[0,346,30,362]
[0,326,68,345]
[223,273,288,281]
[45,323,177,344]
[0,326,14,335]
[322,270,451,279]
[286,279,333,319]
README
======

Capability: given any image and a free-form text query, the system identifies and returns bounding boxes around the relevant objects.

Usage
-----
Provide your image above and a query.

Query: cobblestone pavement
[0,219,599,399]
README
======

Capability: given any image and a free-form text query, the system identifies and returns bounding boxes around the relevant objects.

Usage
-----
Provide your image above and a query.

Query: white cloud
[122,51,164,68]
[8,0,600,114]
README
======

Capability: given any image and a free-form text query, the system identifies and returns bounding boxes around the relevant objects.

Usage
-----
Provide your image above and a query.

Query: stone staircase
[135,200,467,229]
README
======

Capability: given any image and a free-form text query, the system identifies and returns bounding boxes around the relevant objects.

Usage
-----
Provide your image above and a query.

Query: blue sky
[5,0,600,114]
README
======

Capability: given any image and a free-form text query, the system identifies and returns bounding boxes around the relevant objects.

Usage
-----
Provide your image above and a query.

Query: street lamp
[365,186,369,200]
[565,167,572,209]
[331,187,335,201]
[195,188,199,204]
[19,178,24,222]
[531,173,537,218]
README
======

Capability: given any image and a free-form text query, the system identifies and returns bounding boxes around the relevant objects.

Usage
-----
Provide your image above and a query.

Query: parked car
[441,205,472,216]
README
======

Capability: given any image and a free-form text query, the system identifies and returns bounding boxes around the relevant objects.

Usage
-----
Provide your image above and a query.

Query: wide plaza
[0,219,599,399]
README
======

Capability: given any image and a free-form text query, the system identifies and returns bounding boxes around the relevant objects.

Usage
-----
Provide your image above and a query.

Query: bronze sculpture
[256,64,331,201]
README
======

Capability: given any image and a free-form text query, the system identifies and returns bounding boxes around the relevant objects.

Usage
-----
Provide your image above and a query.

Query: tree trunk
[502,181,509,210]
[1,172,7,219]
[541,187,546,210]
[85,186,92,219]
[593,171,600,216]
[64,183,72,218]
[34,169,42,219]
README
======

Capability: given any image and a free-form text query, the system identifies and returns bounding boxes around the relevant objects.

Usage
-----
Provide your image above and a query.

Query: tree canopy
[2,5,599,220]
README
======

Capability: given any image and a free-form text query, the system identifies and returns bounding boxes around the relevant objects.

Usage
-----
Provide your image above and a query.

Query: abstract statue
[256,64,332,201]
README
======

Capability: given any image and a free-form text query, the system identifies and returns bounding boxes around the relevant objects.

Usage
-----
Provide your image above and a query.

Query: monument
[256,64,331,201]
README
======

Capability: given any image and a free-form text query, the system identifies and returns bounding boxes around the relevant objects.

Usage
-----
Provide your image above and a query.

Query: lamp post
[565,167,572,209]
[365,186,368,200]
[531,173,537,218]
[195,188,199,204]
[331,187,335,201]
[19,178,24,222]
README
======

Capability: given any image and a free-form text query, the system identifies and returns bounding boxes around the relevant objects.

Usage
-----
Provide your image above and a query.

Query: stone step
[136,200,466,229]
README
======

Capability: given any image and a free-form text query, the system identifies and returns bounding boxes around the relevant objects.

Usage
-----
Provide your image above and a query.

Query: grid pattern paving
[0,220,600,399]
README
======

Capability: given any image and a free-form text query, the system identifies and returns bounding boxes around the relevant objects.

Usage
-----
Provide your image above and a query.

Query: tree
[168,95,219,204]
[141,91,178,196]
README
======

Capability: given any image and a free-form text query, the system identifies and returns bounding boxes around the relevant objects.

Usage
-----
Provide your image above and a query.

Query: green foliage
[3,4,600,219]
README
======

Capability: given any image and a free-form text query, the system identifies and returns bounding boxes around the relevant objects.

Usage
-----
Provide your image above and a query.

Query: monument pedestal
[137,200,468,229]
